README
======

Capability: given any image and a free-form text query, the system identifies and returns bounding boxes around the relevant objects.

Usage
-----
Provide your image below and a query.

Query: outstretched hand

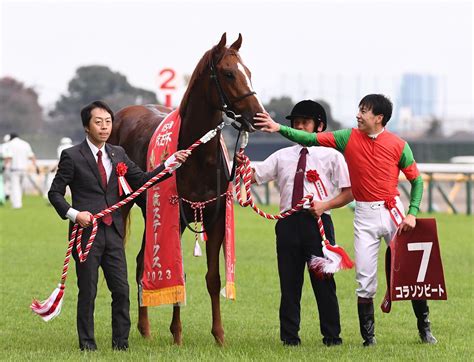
[254,112,281,133]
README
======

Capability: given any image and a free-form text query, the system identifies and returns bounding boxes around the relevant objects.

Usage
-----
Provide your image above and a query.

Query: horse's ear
[230,33,242,51]
[216,33,227,50]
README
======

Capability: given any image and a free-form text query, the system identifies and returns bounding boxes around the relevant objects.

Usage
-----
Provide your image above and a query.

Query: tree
[0,77,43,135]
[48,65,158,140]
[425,116,443,138]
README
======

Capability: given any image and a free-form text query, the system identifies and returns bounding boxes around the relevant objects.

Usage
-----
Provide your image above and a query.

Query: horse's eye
[224,71,234,79]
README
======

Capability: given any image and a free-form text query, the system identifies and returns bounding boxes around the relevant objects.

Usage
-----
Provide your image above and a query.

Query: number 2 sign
[157,68,177,107]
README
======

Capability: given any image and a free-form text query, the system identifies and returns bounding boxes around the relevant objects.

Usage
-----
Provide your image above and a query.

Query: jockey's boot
[358,297,376,347]
[412,300,437,344]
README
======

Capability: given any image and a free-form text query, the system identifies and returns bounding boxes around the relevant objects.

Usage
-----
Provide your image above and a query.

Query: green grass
[0,196,473,360]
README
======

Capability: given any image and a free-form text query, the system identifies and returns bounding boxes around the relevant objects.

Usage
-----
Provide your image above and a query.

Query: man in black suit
[48,100,189,351]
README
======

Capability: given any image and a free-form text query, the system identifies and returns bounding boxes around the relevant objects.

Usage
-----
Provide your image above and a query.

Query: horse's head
[180,33,265,132]
[208,33,265,132]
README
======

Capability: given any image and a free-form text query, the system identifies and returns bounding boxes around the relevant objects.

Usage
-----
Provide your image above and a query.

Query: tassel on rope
[325,244,354,269]
[30,222,82,321]
[307,214,354,278]
[304,169,355,278]
[193,239,202,257]
[309,244,355,278]
[30,283,65,322]
[199,223,208,242]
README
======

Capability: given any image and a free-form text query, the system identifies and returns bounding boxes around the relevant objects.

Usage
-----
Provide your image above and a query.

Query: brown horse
[109,33,264,345]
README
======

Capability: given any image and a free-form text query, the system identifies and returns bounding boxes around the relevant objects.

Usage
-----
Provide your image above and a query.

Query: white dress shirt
[253,145,351,213]
[66,138,113,222]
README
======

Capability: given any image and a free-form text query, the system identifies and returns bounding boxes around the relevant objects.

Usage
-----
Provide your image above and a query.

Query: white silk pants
[10,170,26,209]
[354,197,405,298]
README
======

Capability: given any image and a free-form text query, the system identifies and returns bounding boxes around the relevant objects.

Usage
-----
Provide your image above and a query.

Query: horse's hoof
[214,336,225,346]
[137,323,151,339]
[212,329,225,346]
[170,325,183,345]
[172,333,183,346]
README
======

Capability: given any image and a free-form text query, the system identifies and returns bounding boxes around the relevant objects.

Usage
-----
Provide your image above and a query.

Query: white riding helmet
[60,137,72,145]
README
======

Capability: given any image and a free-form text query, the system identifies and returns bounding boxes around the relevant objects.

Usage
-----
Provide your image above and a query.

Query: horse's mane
[179,45,240,118]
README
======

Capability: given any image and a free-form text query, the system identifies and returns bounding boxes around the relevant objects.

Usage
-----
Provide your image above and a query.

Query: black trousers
[276,212,341,343]
[72,223,130,349]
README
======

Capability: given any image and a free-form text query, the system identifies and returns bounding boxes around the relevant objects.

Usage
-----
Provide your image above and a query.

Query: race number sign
[381,218,447,312]
[157,68,177,108]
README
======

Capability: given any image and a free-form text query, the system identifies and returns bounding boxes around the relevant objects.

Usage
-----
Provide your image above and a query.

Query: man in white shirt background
[3,133,39,209]
[0,134,11,204]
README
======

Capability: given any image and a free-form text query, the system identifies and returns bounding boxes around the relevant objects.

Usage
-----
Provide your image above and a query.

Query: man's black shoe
[363,337,376,347]
[80,343,97,352]
[112,342,129,351]
[282,339,301,347]
[323,337,342,346]
[419,330,438,344]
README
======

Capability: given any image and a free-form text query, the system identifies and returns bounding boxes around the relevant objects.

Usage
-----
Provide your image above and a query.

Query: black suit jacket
[48,140,168,238]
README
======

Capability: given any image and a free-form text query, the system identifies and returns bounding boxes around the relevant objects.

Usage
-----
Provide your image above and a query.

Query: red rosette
[384,197,396,210]
[306,169,320,183]
[116,162,128,177]
[116,162,132,196]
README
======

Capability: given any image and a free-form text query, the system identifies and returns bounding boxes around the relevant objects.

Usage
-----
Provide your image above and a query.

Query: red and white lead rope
[234,148,314,220]
[31,124,224,321]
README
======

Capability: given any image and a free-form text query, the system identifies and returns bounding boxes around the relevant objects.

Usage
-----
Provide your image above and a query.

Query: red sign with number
[381,218,447,313]
[157,68,177,108]
[391,218,447,301]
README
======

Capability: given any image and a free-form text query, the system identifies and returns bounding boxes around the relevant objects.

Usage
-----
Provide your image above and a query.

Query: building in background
[394,73,438,136]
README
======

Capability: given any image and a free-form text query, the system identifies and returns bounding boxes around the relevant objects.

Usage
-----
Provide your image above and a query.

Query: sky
[1,0,472,126]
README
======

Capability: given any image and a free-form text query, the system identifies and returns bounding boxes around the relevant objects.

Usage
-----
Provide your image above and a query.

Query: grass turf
[0,196,472,360]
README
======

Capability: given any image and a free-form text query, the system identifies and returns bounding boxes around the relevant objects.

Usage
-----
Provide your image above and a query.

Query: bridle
[209,56,256,132]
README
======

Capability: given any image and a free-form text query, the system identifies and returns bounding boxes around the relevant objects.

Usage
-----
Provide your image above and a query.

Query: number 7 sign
[381,218,447,313]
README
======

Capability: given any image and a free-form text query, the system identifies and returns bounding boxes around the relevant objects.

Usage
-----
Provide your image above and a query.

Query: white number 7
[407,242,433,282]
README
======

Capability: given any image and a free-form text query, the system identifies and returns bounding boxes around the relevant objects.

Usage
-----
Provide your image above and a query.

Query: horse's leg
[169,225,187,345]
[170,306,182,345]
[205,213,226,345]
[136,203,151,339]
